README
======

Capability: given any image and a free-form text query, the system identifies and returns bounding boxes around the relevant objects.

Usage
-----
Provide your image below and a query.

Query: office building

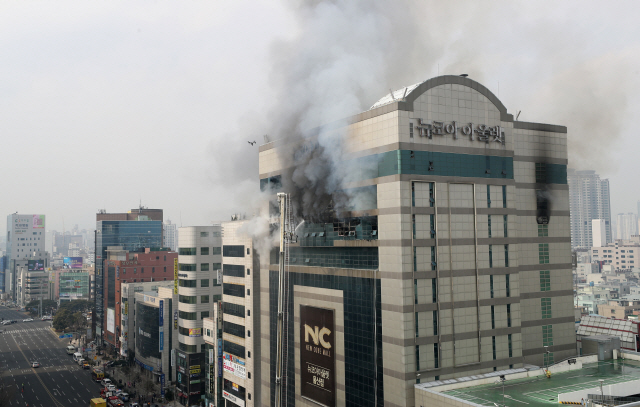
[592,219,607,248]
[567,170,611,249]
[120,280,173,358]
[259,75,574,406]
[133,285,177,393]
[6,214,46,298]
[164,220,178,252]
[102,247,176,351]
[58,270,91,302]
[176,226,223,406]
[591,238,640,270]
[220,220,260,407]
[95,207,163,345]
[616,212,638,240]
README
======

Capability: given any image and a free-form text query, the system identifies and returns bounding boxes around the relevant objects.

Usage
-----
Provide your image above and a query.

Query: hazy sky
[2,1,640,233]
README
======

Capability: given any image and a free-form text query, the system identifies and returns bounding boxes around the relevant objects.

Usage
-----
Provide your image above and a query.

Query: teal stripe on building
[261,150,567,189]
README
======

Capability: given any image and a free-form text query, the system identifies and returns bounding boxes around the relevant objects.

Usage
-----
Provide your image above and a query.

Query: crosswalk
[2,328,49,333]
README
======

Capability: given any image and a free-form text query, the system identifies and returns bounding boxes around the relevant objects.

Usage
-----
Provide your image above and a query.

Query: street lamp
[599,379,605,397]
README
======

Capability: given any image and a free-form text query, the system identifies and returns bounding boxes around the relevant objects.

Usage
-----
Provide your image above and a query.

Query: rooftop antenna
[516,111,521,121]
[389,89,395,101]
[402,87,408,99]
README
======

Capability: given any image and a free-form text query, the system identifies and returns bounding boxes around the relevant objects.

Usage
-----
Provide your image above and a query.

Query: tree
[52,309,72,331]
[59,299,94,314]
[25,300,57,317]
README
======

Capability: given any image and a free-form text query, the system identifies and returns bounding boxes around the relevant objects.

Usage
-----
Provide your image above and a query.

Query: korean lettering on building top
[415,119,505,145]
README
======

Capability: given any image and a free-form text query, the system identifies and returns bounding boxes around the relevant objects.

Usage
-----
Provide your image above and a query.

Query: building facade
[6,214,46,298]
[567,169,611,249]
[95,207,163,345]
[616,212,638,241]
[220,220,260,407]
[164,220,178,252]
[134,285,177,392]
[258,75,575,407]
[121,280,173,358]
[58,270,91,302]
[177,226,223,406]
[591,238,640,270]
[102,247,176,351]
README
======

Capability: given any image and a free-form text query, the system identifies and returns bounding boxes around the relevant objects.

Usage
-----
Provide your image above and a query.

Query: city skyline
[1,1,640,233]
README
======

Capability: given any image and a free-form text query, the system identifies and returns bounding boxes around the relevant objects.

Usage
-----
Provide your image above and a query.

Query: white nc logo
[304,324,332,349]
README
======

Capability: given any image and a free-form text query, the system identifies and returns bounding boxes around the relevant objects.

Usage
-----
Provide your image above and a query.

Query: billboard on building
[300,305,335,407]
[188,328,201,337]
[63,257,83,269]
[223,352,246,379]
[27,260,44,271]
[173,258,178,294]
[107,308,115,333]
[32,215,45,228]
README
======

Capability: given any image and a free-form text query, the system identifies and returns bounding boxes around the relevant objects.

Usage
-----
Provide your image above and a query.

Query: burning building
[257,75,574,407]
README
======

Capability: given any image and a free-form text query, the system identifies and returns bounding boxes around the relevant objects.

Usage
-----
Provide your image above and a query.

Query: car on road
[22,318,33,322]
[100,378,112,387]
[119,392,129,402]
[31,361,40,368]
[83,362,90,369]
[1,321,10,325]
[128,403,140,407]
[106,384,116,392]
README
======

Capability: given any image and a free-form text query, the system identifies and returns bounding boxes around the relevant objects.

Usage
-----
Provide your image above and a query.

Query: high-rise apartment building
[568,169,612,249]
[258,75,574,406]
[616,212,638,240]
[176,226,222,406]
[6,214,46,298]
[592,219,607,248]
[164,220,178,252]
[95,207,163,345]
[220,220,260,407]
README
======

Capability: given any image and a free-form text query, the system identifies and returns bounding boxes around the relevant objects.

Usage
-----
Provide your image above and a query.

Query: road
[0,305,101,407]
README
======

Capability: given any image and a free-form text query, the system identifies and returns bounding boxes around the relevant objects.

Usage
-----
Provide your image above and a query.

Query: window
[503,215,508,237]
[179,295,197,304]
[201,311,209,319]
[508,334,513,358]
[542,324,553,346]
[489,245,493,268]
[433,310,438,336]
[179,311,197,320]
[152,267,155,273]
[223,302,245,318]
[538,224,548,237]
[224,340,245,358]
[201,295,209,304]
[416,345,420,371]
[433,343,439,368]
[539,244,549,264]
[201,279,210,287]
[541,298,552,319]
[544,352,554,366]
[223,245,244,257]
[200,232,209,237]
[223,264,245,278]
[506,274,510,297]
[212,247,221,255]
[540,270,551,291]
[535,162,547,183]
[141,267,144,274]
[247,248,250,255]
[224,321,245,338]
[178,280,197,288]
[178,263,197,271]
[491,306,495,329]
[163,266,166,273]
[492,336,497,360]
[179,248,196,255]
[488,215,492,238]
[490,275,494,298]
[507,304,511,327]
[201,263,210,271]
[504,245,509,267]
[223,283,245,298]
[201,247,209,255]
[432,278,437,303]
